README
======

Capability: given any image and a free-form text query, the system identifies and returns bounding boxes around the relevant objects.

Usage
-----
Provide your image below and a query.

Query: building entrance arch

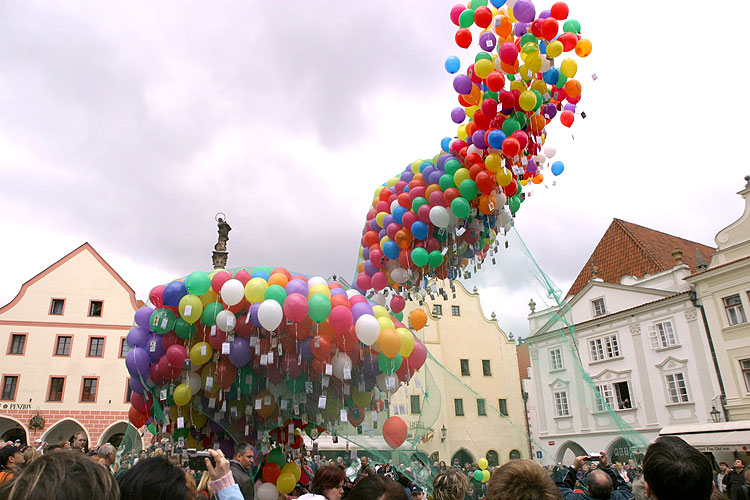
[100,421,142,451]
[451,448,475,468]
[42,419,89,447]
[555,440,587,464]
[0,417,28,445]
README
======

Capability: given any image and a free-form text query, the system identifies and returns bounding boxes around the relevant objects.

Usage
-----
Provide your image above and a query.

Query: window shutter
[648,325,659,349]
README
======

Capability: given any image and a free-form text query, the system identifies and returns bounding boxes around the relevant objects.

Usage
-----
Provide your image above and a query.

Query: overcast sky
[1,0,748,336]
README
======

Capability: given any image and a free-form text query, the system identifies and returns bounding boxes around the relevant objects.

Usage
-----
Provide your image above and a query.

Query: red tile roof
[516,343,530,380]
[567,219,715,297]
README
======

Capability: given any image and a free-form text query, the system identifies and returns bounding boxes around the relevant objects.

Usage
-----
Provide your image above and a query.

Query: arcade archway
[0,417,28,446]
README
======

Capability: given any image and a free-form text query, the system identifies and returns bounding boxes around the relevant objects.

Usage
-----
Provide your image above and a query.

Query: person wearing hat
[0,445,25,483]
[409,484,426,500]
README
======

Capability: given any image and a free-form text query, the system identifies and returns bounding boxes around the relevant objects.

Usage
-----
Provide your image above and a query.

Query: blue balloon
[382,240,400,260]
[392,206,407,225]
[543,68,560,85]
[490,0,506,6]
[441,137,452,152]
[551,161,565,176]
[162,281,187,307]
[251,270,270,280]
[444,55,460,74]
[411,221,429,240]
[487,130,507,149]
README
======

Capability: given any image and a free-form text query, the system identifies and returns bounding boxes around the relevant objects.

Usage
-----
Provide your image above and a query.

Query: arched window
[509,449,521,460]
[486,450,499,467]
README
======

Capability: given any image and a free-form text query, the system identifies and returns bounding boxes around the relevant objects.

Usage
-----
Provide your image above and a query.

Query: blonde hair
[22,447,41,464]
[432,469,469,500]
[197,471,213,497]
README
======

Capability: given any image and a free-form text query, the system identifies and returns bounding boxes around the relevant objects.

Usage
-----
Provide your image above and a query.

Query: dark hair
[347,475,408,500]
[643,436,712,500]
[0,450,118,500]
[586,469,612,500]
[433,469,469,500]
[487,459,560,500]
[118,456,193,500]
[310,465,346,495]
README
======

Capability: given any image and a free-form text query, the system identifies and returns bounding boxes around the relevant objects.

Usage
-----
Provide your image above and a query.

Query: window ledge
[654,344,682,352]
[665,401,694,407]
[592,407,636,415]
[553,415,573,420]
[723,322,749,333]
[549,368,566,373]
[589,356,623,366]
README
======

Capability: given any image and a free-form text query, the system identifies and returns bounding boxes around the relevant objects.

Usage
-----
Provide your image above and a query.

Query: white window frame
[589,334,620,362]
[549,348,563,371]
[741,359,750,393]
[724,294,747,326]
[592,297,607,317]
[648,320,678,349]
[665,372,690,404]
[553,391,570,417]
[595,381,633,412]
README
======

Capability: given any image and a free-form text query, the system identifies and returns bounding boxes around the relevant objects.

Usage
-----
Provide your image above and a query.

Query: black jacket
[229,460,255,500]
[556,465,634,500]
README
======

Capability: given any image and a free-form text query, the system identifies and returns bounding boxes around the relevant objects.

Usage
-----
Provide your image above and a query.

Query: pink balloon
[283,293,309,323]
[234,269,252,285]
[349,294,367,306]
[371,272,388,291]
[390,295,405,313]
[208,329,228,350]
[356,273,372,291]
[408,336,427,372]
[402,211,418,230]
[329,305,354,334]
[166,344,187,367]
[417,204,431,224]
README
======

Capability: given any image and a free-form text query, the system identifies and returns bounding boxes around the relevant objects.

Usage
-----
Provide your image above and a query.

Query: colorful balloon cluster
[354,0,589,295]
[125,268,428,490]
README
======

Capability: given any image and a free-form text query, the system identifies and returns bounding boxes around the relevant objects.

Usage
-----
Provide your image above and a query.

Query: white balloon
[534,154,547,164]
[372,293,386,306]
[220,279,245,306]
[187,372,202,395]
[258,299,283,331]
[346,289,361,299]
[355,315,380,346]
[332,352,352,380]
[543,146,556,158]
[390,200,401,213]
[467,144,484,156]
[540,57,552,73]
[257,483,279,500]
[376,373,400,394]
[308,276,327,287]
[216,309,237,333]
[390,268,409,284]
[429,206,450,229]
[494,192,507,208]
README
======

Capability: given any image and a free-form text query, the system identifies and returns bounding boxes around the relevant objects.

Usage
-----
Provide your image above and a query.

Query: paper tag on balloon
[280,399,288,410]
[205,377,213,390]
[343,368,351,380]
[245,425,250,436]
[231,405,238,417]
[270,337,278,348]
[340,410,348,422]
[371,411,378,422]
[278,344,283,356]
[210,326,217,337]
[249,336,258,346]
[184,305,192,316]
[343,384,350,396]
[288,423,294,435]
[245,404,252,415]
[294,404,300,416]
[255,399,262,410]
[160,389,167,400]
[305,381,313,393]
[221,401,227,412]
[222,342,230,354]
[162,424,168,433]
[322,376,330,388]
[369,430,375,438]
[177,417,184,429]
[267,352,274,364]
[161,318,168,329]
[386,377,396,390]
[208,398,216,409]
[226,315,236,330]
[325,364,333,376]
[260,354,268,365]
[318,396,327,409]
[245,314,251,324]
[228,333,235,342]
[201,345,207,357]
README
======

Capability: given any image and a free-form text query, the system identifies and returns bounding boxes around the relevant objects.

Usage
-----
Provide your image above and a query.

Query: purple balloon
[479,32,497,52]
[564,103,576,113]
[539,9,551,18]
[129,376,147,394]
[285,279,309,297]
[382,214,394,228]
[361,247,370,260]
[422,165,436,179]
[472,130,487,149]
[219,438,234,458]
[229,337,252,368]
[134,306,154,329]
[428,171,443,186]
[364,374,377,392]
[364,261,378,277]
[126,347,151,379]
[163,281,187,307]
[542,103,557,119]
[369,219,380,231]
[513,22,530,37]
[451,107,466,124]
[147,334,165,363]
[300,337,313,362]
[249,303,261,327]
[400,171,414,183]
[513,0,536,22]
[526,159,538,174]
[330,288,346,297]
[351,302,374,323]
[452,74,472,95]
[363,353,381,377]
[127,327,151,348]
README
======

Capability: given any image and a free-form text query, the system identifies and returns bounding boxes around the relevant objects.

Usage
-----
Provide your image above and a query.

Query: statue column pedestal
[212,251,228,270]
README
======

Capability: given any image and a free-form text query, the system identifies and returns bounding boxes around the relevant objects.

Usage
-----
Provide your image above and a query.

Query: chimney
[590,264,599,279]
[695,248,708,270]
[672,248,683,264]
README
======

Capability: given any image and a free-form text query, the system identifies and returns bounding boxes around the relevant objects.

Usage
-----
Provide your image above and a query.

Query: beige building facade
[0,243,141,448]
[687,179,750,421]
[392,280,528,467]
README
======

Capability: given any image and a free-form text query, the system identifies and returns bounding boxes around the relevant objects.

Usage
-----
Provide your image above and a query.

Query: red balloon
[530,19,543,38]
[476,171,495,195]
[149,285,165,308]
[550,2,569,20]
[474,6,493,28]
[498,90,515,111]
[234,269,252,285]
[210,270,232,294]
[511,130,529,150]
[503,179,519,197]
[129,406,149,428]
[383,416,408,449]
[166,344,188,367]
[443,188,461,207]
[486,72,506,92]
[390,295,406,313]
[310,335,331,361]
[480,98,498,119]
[131,392,152,414]
[558,32,578,52]
[540,18,559,41]
[502,137,520,157]
[560,110,575,127]
[262,463,282,484]
[378,188,393,202]
[455,28,472,49]
[215,357,237,390]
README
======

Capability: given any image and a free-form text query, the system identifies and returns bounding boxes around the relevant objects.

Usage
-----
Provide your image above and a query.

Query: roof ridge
[613,218,715,251]
[613,219,666,272]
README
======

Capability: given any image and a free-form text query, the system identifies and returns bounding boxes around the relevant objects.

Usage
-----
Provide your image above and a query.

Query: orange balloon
[468,85,482,106]
[378,329,401,359]
[395,230,413,249]
[532,174,544,184]
[500,60,519,75]
[383,416,408,449]
[268,273,289,288]
[564,79,581,99]
[215,357,237,390]
[494,16,512,38]
[478,194,496,215]
[410,309,428,330]
[317,320,336,342]
[528,113,546,133]
[256,390,276,419]
[425,184,442,200]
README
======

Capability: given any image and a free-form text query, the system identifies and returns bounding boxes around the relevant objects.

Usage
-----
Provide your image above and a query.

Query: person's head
[21,446,41,466]
[411,484,426,500]
[711,490,729,500]
[118,456,195,500]
[310,465,346,500]
[486,460,559,500]
[71,432,87,451]
[719,462,729,472]
[0,449,118,500]
[347,475,407,500]
[139,450,146,458]
[97,444,117,465]
[439,460,446,468]
[433,468,469,500]
[586,469,613,499]
[234,443,255,470]
[0,446,24,471]
[642,436,712,500]
[733,459,745,470]
[631,477,648,500]
[361,456,369,467]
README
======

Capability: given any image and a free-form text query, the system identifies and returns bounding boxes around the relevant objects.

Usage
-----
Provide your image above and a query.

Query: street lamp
[710,406,721,423]
[440,425,447,442]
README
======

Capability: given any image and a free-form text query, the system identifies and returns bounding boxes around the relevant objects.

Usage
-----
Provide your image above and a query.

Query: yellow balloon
[474,59,493,79]
[352,388,374,408]
[457,124,468,140]
[308,283,331,299]
[191,408,208,428]
[372,305,389,319]
[282,462,302,482]
[190,342,213,366]
[411,159,423,174]
[200,362,220,394]
[244,277,268,303]
[465,105,479,119]
[518,65,533,82]
[179,294,203,324]
[373,186,384,199]
[200,289,219,307]
[518,91,537,111]
[485,154,503,172]
[496,168,513,187]
[546,40,563,58]
[375,212,387,228]
[387,176,400,187]
[379,236,392,249]
[530,80,548,95]
[519,179,529,186]
[454,167,471,186]
[173,384,192,406]
[482,470,490,482]
[527,55,542,73]
[560,58,577,78]
[509,80,527,92]
[377,315,395,332]
[478,458,489,470]
[397,328,414,357]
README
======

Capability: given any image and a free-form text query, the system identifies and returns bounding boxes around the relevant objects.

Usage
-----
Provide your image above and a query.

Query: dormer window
[592,297,606,317]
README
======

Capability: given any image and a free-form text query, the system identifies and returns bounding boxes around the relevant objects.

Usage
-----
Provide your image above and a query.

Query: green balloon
[201,302,224,326]
[532,90,544,111]
[411,247,429,267]
[458,8,475,28]
[185,271,211,296]
[308,294,331,323]
[150,308,176,334]
[563,19,581,34]
[459,179,478,201]
[511,111,527,129]
[286,374,307,394]
[519,33,539,48]
[268,448,285,468]
[238,366,255,395]
[428,251,444,269]
[502,118,520,136]
[444,159,462,176]
[265,284,287,306]
[147,423,157,435]
[483,90,498,101]
[173,427,189,439]
[556,73,568,88]
[433,227,448,243]
[475,52,492,63]
[392,311,404,322]
[473,469,484,481]
[378,352,402,374]
[174,318,196,339]
[256,265,274,275]
[470,0,487,8]
[451,197,471,219]
[411,196,428,213]
[439,174,457,191]
[509,195,521,214]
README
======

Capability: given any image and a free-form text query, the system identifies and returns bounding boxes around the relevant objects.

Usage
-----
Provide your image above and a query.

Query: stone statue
[212,215,231,269]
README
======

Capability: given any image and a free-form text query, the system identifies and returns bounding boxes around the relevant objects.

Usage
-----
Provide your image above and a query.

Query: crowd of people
[0,433,748,500]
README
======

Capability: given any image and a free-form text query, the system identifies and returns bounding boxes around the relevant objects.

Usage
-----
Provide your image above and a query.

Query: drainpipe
[689,290,729,422]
